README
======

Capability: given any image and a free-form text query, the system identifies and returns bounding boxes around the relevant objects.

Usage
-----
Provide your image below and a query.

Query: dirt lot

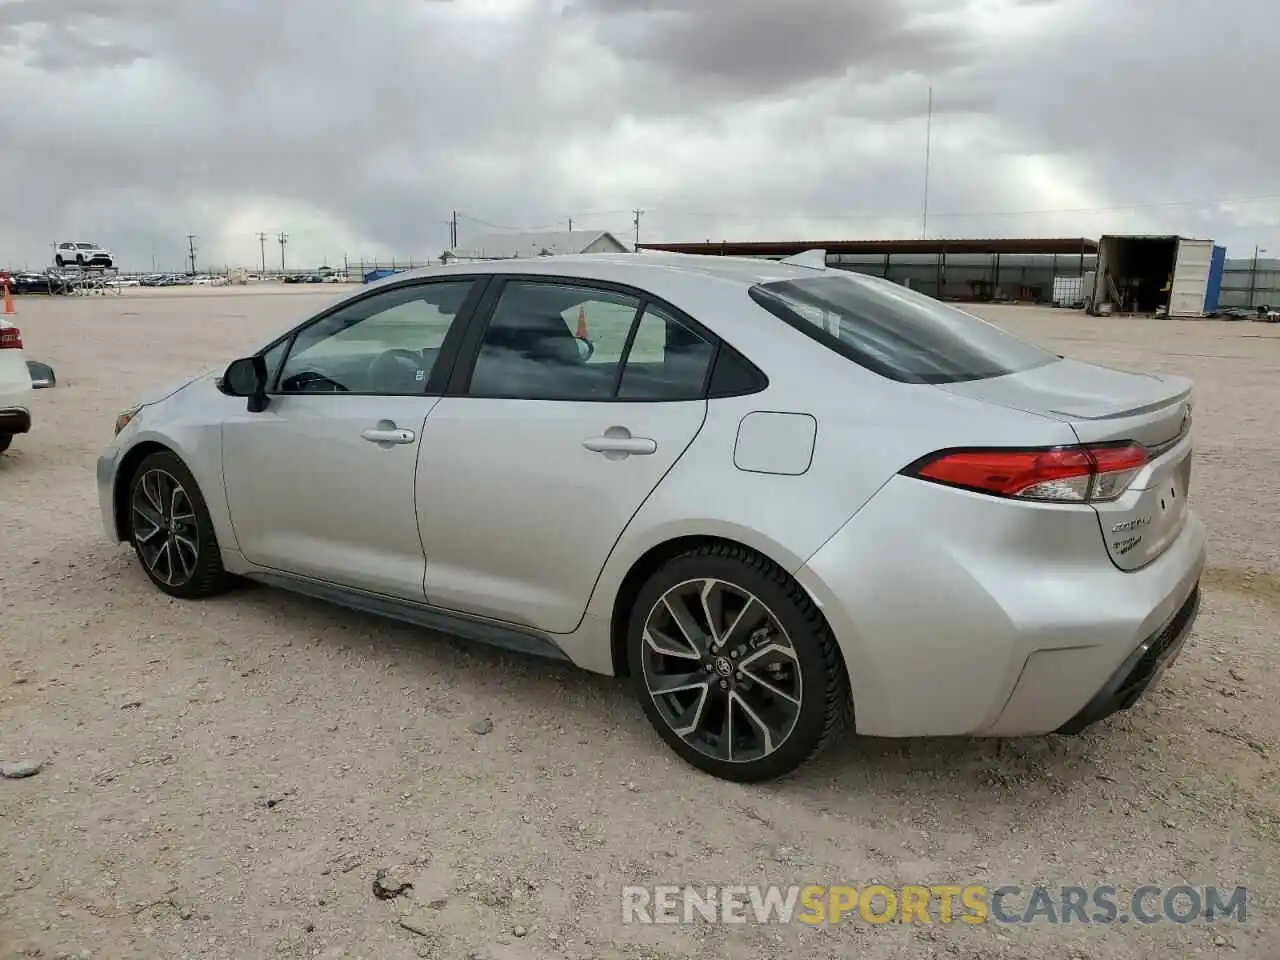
[2,287,1278,959]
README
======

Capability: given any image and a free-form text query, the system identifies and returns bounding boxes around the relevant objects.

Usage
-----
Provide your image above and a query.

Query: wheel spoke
[729,689,776,757]
[662,595,710,656]
[698,580,724,649]
[739,667,801,706]
[132,505,163,541]
[721,597,767,649]
[148,539,174,582]
[141,472,165,516]
[667,683,711,738]
[172,535,199,580]
[644,625,700,661]
[169,487,188,525]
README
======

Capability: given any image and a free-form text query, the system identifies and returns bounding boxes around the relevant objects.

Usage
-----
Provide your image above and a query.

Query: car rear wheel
[627,544,851,782]
[0,434,11,453]
[127,450,232,599]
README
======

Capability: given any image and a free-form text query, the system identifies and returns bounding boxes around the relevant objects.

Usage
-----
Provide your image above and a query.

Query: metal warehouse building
[637,238,1098,304]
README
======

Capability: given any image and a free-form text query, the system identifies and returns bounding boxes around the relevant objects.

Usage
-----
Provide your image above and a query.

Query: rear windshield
[749,273,1058,384]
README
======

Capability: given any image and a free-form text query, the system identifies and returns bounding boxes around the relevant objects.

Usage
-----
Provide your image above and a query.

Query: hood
[136,369,217,407]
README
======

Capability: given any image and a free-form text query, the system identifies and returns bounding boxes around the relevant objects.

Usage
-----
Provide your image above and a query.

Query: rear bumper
[793,474,1207,738]
[0,407,31,434]
[1055,584,1200,734]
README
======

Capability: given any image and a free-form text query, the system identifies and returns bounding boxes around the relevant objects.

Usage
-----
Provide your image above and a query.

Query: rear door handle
[583,428,657,457]
[361,427,416,445]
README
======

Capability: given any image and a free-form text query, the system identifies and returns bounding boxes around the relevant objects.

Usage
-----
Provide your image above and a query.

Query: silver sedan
[97,252,1205,782]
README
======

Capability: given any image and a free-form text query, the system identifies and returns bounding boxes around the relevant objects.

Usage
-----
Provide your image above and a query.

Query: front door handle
[361,426,416,445]
[583,427,657,458]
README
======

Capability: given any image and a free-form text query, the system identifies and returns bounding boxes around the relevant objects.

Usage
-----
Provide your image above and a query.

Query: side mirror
[575,337,595,362]
[26,360,56,389]
[218,355,270,412]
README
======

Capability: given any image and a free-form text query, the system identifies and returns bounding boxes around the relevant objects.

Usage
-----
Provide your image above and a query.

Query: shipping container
[1090,235,1227,318]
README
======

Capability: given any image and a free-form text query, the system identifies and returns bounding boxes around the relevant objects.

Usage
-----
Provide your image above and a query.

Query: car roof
[387,251,833,289]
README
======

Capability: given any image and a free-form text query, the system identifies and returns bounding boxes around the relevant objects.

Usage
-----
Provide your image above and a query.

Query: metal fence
[1220,259,1280,309]
[828,252,1098,302]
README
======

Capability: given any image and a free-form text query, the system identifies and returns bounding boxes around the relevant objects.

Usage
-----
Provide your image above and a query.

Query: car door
[415,277,717,634]
[221,277,484,600]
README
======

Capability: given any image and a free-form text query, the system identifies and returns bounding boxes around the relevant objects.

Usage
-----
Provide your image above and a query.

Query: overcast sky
[1,0,1275,271]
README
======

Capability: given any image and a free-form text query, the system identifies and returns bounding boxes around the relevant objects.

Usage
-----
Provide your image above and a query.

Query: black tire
[75,255,84,266]
[126,450,232,599]
[54,256,64,267]
[0,434,11,454]
[626,543,851,783]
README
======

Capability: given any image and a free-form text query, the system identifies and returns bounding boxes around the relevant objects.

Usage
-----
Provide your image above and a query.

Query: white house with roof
[448,230,630,261]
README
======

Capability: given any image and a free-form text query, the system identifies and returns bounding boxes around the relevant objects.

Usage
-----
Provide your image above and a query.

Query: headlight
[114,405,141,436]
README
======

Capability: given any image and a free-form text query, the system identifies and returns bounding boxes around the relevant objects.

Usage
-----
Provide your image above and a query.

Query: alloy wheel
[640,578,803,764]
[131,468,200,587]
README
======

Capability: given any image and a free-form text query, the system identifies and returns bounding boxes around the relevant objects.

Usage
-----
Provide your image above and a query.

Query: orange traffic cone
[2,280,14,317]
[576,305,588,338]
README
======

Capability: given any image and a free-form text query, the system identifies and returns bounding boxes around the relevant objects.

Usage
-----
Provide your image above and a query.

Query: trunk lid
[940,358,1194,571]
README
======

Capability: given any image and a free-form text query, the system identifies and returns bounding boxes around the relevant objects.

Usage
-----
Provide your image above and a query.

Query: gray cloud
[566,0,972,94]
[0,0,1275,272]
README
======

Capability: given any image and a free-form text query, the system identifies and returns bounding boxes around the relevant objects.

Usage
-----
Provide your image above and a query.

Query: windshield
[749,273,1058,384]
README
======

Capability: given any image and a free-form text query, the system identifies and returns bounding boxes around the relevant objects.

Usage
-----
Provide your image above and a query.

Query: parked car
[0,319,32,453]
[54,242,114,269]
[96,252,1205,781]
[3,272,59,295]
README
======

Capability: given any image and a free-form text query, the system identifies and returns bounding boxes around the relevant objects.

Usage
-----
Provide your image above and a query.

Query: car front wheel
[627,544,851,783]
[127,450,231,599]
[0,434,11,454]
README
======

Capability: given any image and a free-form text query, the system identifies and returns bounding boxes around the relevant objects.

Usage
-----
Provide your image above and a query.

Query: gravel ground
[2,287,1278,960]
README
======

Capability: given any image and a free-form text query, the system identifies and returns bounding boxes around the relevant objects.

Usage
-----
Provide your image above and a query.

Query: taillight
[0,327,21,350]
[906,443,1149,503]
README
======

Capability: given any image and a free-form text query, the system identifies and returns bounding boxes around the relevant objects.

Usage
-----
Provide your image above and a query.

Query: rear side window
[749,274,1058,384]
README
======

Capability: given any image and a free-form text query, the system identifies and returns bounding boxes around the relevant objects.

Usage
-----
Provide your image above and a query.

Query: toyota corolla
[97,252,1204,782]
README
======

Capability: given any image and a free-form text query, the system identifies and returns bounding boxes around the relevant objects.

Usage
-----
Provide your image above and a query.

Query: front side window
[276,279,476,395]
[749,273,1058,384]
[467,281,641,400]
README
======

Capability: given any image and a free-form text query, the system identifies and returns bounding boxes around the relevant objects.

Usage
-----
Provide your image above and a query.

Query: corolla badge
[1112,516,1152,533]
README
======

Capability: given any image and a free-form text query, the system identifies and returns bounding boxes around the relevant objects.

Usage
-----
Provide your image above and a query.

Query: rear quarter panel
[580,293,1083,650]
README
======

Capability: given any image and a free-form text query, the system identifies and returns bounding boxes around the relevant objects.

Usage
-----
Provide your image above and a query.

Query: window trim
[444,274,766,403]
[254,275,492,398]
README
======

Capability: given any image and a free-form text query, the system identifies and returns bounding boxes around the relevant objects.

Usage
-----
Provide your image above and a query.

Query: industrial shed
[450,230,629,261]
[637,238,1098,303]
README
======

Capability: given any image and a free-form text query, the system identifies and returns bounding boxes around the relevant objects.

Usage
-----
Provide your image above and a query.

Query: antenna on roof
[779,249,827,270]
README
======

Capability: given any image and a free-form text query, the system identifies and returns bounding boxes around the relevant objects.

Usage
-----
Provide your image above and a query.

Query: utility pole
[256,232,268,274]
[278,232,288,273]
[450,211,458,250]
[186,234,198,275]
[567,216,573,233]
[921,85,934,241]
[632,208,645,249]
